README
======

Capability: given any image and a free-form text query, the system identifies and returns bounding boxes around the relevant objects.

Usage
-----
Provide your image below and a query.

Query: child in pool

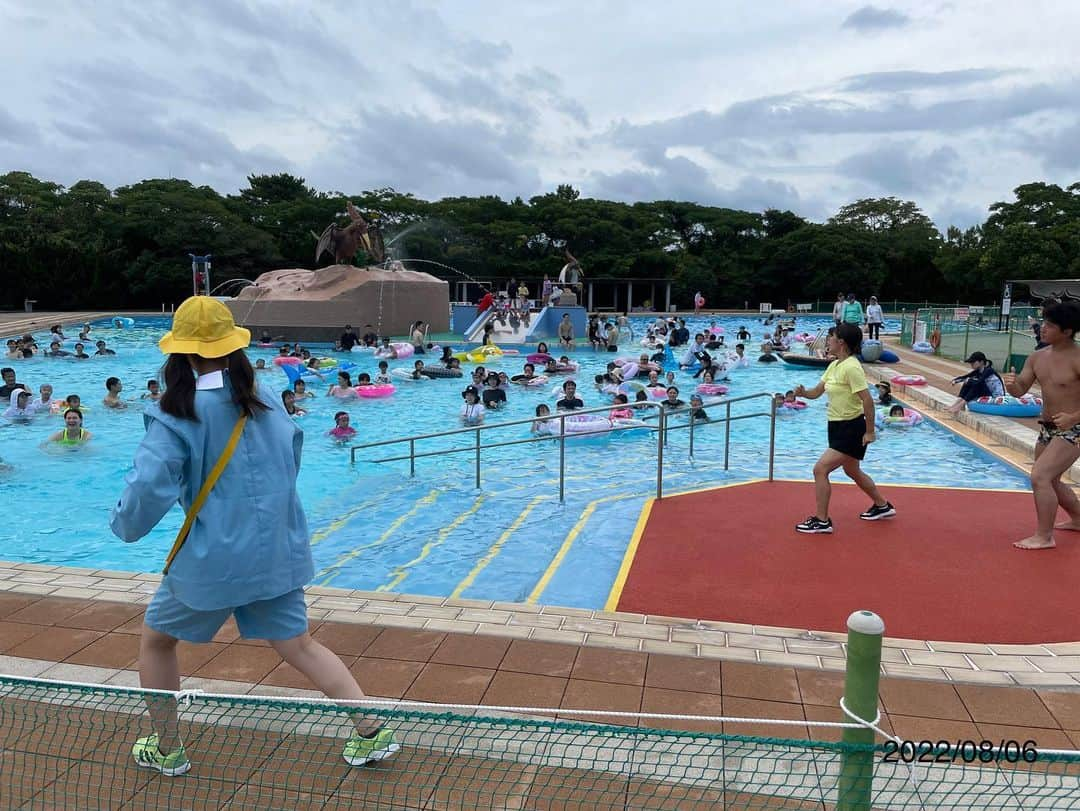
[411,359,426,380]
[531,403,555,434]
[293,379,315,399]
[875,381,893,405]
[141,379,162,401]
[328,411,356,439]
[783,390,807,407]
[460,386,485,425]
[374,361,391,385]
[889,405,905,418]
[254,359,268,372]
[609,393,634,420]
[356,373,373,386]
[282,389,307,417]
[103,377,127,409]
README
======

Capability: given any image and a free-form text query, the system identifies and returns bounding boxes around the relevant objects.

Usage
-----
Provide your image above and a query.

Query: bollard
[836,610,884,811]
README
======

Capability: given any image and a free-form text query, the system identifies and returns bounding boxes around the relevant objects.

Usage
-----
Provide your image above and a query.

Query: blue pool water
[0,314,1030,607]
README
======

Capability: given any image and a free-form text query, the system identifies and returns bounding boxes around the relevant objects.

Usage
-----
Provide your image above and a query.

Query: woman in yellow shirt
[792,323,894,534]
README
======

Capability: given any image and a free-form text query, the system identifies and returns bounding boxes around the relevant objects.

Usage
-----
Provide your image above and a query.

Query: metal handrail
[348,391,778,501]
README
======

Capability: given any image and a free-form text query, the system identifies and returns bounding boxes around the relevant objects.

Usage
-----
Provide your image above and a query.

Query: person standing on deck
[832,293,845,327]
[1003,300,1080,550]
[841,293,864,327]
[110,297,397,776]
[793,322,894,534]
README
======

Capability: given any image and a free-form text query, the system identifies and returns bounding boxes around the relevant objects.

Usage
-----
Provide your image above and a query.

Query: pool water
[0,315,1030,608]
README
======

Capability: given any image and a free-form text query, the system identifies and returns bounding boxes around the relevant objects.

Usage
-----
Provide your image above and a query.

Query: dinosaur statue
[315,201,386,265]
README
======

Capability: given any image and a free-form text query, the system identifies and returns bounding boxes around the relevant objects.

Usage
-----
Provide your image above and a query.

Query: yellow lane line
[317,489,439,586]
[604,497,655,612]
[377,495,487,593]
[526,492,638,605]
[310,495,384,546]
[449,495,547,599]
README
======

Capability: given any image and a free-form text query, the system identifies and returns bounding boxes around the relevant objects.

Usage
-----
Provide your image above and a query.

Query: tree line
[1,170,1077,310]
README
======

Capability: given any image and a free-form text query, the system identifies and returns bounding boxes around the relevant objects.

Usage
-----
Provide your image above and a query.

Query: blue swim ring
[967,395,1041,418]
[912,341,934,353]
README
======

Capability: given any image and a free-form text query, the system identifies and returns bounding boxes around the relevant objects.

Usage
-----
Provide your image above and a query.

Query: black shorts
[828,415,867,460]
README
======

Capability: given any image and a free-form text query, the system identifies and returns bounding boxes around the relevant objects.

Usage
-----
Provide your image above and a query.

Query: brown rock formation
[226,265,448,341]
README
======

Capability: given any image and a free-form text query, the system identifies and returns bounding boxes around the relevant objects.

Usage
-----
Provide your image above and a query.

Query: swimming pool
[0,314,1030,608]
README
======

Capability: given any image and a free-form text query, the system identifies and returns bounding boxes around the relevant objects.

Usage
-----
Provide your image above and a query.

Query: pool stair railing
[348,391,778,502]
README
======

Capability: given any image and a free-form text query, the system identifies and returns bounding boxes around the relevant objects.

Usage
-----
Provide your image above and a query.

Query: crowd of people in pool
[0,311,857,455]
[258,313,833,443]
[0,323,168,453]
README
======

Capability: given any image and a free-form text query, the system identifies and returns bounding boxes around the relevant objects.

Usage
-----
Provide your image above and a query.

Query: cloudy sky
[1,1,1078,229]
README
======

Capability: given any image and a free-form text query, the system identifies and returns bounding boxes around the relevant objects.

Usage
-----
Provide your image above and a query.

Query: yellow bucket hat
[158,297,251,358]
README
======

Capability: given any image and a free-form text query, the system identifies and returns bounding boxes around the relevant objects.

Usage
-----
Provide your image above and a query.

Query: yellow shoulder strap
[162,415,247,575]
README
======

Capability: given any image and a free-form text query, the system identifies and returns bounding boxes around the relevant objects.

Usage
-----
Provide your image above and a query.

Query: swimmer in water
[64,394,84,413]
[103,377,127,409]
[28,384,53,415]
[609,393,634,420]
[254,359,268,372]
[328,371,358,399]
[292,379,315,399]
[531,403,554,434]
[282,389,307,417]
[460,386,485,425]
[689,394,709,422]
[328,411,356,440]
[373,361,391,385]
[49,409,91,445]
[141,379,162,401]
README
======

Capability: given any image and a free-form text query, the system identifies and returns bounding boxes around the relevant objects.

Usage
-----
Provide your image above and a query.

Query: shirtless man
[557,313,574,349]
[1003,300,1080,549]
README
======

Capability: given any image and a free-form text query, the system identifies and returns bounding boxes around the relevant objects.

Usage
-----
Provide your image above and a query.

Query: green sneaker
[132,733,191,776]
[342,727,400,766]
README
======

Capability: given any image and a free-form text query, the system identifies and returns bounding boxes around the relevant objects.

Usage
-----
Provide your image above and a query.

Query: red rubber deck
[615,481,1079,643]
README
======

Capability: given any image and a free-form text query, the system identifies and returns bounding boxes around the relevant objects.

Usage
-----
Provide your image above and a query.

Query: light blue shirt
[110,370,313,610]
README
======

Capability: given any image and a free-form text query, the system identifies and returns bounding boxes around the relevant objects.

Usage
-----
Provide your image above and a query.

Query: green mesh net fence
[1,675,1078,809]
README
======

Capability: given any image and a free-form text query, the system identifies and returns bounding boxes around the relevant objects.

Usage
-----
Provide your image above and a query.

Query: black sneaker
[796,516,833,534]
[859,502,896,521]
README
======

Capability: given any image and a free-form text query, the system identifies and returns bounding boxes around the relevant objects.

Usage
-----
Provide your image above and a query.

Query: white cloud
[0,0,1077,228]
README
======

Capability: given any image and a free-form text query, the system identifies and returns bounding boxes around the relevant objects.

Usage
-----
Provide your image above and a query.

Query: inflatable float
[877,407,924,427]
[418,366,463,379]
[696,383,729,396]
[912,341,935,353]
[534,415,650,439]
[781,352,830,368]
[376,342,414,359]
[967,395,1042,418]
[890,375,926,386]
[354,384,396,398]
[111,317,135,329]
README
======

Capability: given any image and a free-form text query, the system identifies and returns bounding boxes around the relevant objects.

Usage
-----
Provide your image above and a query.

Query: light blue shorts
[145,585,309,644]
